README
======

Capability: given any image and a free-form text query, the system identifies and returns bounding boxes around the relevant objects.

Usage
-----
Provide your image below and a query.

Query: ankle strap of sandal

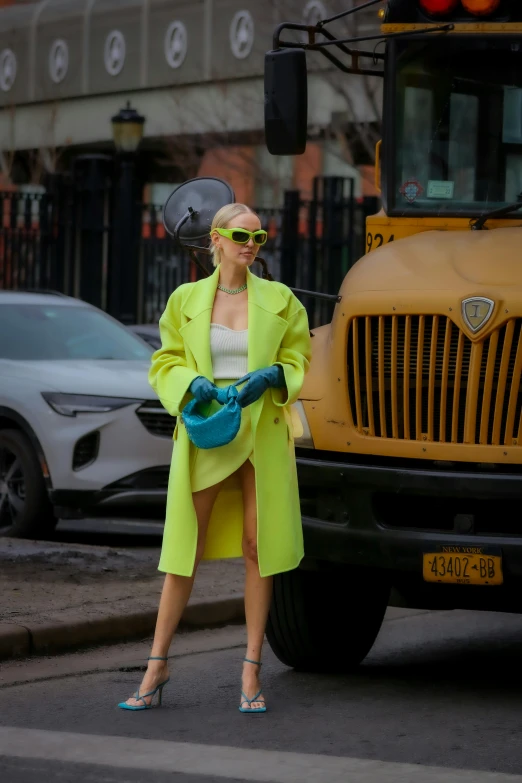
[243,657,262,667]
[148,656,168,661]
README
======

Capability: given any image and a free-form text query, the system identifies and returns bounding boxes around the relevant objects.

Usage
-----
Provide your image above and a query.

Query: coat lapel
[179,266,288,383]
[179,267,220,381]
[246,269,289,438]
[247,268,288,372]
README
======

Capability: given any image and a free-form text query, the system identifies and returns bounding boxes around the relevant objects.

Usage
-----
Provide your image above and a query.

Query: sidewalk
[0,537,245,661]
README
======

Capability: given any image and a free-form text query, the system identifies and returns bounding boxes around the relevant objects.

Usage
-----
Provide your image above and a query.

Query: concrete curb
[0,624,30,659]
[0,595,245,661]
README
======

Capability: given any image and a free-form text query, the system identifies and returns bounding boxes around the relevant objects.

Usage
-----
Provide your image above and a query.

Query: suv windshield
[0,304,154,361]
[391,37,522,216]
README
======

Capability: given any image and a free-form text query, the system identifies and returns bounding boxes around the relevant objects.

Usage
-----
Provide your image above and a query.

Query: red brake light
[461,0,501,14]
[419,0,459,14]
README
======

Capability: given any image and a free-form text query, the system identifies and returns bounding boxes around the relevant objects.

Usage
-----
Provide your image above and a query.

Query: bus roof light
[461,0,501,14]
[419,0,459,16]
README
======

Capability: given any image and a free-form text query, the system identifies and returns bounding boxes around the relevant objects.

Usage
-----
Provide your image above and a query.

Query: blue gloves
[189,376,218,403]
[236,365,285,408]
[190,367,285,409]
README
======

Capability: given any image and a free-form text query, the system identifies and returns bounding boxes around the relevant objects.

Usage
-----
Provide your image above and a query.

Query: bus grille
[346,316,522,445]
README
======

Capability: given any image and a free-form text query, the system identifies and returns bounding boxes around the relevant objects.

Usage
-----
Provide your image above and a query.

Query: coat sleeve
[148,291,200,417]
[272,305,312,407]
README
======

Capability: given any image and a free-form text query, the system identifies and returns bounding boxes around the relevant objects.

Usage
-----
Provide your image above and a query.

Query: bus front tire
[266,565,390,672]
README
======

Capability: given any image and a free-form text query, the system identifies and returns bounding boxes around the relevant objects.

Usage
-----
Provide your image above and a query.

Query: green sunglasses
[215,227,268,246]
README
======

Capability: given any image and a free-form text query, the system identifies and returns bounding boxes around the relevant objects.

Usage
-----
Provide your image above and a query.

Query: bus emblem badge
[461,297,494,333]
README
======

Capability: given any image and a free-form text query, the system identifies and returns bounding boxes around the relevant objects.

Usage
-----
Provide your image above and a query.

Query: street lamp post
[111,101,145,154]
[109,101,145,324]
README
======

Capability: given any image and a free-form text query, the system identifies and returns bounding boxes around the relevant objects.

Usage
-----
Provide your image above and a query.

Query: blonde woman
[118,203,311,713]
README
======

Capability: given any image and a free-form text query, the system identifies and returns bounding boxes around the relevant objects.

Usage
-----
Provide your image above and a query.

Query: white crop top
[210,324,248,380]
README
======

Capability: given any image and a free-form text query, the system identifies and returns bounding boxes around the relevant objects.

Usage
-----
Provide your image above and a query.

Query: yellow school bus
[264,0,522,671]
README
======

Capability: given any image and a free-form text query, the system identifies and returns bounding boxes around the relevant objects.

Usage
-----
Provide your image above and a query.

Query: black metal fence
[276,179,378,326]
[0,174,379,329]
[0,165,108,308]
[141,178,378,328]
[0,191,60,292]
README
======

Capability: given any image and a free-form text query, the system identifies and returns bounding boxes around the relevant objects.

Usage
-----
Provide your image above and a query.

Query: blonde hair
[209,203,259,267]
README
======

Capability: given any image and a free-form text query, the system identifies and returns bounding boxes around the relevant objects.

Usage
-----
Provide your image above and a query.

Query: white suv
[0,291,173,538]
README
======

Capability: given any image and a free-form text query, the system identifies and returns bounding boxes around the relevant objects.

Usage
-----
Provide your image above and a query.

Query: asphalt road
[3,609,522,782]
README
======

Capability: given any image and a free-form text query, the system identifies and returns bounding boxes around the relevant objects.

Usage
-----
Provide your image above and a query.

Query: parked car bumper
[51,466,169,518]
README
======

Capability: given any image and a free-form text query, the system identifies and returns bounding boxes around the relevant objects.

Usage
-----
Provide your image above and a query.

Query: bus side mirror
[264,48,308,156]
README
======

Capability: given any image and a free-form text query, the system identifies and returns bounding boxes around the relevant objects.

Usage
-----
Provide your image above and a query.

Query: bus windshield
[391,37,522,216]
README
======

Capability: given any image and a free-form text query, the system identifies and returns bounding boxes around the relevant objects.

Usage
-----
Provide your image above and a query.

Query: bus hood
[343,227,522,294]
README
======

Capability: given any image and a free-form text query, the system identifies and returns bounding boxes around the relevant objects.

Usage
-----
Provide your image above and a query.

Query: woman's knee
[242,534,258,564]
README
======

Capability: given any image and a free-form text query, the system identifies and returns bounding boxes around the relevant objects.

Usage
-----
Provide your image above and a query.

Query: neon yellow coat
[148,267,311,578]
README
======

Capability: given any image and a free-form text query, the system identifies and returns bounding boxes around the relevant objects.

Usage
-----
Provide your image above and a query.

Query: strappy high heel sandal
[118,656,170,711]
[239,657,267,714]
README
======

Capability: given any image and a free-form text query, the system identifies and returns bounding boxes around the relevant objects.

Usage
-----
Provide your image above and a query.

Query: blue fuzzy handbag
[181,384,241,449]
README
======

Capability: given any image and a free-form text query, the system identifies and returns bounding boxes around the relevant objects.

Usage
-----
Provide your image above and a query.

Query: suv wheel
[267,565,390,672]
[0,429,58,538]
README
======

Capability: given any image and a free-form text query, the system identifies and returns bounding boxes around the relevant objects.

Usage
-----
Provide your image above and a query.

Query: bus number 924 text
[367,233,394,253]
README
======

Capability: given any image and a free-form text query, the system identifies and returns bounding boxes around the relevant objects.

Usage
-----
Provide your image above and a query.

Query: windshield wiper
[471,199,522,231]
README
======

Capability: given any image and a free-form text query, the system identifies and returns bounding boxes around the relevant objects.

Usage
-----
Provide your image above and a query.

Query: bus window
[448,94,478,203]
[505,155,522,201]
[400,86,433,190]
[392,39,522,216]
[503,87,522,144]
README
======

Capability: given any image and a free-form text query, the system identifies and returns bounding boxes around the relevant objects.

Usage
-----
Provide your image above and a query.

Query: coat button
[274,417,280,424]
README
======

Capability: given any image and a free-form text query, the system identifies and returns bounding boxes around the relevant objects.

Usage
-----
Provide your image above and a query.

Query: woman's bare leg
[123,480,223,706]
[238,459,273,710]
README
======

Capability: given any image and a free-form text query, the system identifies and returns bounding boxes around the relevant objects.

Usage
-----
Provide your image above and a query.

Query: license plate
[423,547,503,586]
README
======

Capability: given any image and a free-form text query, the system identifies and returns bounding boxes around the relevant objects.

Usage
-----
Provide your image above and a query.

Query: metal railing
[139,178,378,327]
[0,192,55,291]
[0,176,379,330]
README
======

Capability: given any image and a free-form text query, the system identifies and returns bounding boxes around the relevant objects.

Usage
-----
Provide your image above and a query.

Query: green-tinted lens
[230,230,251,243]
[253,231,268,245]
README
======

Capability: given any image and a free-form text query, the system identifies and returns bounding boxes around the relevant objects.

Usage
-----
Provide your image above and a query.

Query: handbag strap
[215,384,238,405]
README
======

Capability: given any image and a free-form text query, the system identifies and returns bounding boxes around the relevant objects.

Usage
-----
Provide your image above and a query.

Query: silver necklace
[217,283,247,295]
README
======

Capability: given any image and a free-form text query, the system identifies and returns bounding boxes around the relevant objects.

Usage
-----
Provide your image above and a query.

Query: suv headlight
[41,393,142,417]
[293,400,314,449]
